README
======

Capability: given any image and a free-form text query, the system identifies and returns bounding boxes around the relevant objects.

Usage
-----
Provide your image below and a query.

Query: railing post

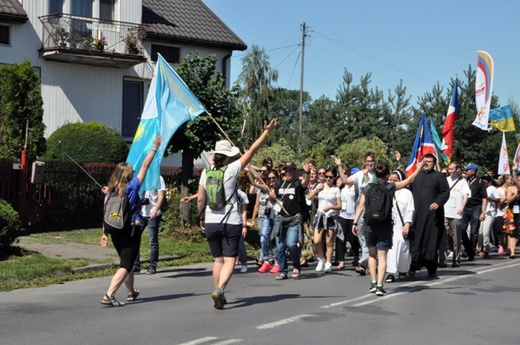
[19,150,28,226]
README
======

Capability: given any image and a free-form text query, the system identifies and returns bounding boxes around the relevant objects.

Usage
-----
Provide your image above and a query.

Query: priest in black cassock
[409,153,450,277]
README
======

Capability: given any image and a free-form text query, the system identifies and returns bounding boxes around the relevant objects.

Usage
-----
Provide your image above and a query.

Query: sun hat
[213,140,240,157]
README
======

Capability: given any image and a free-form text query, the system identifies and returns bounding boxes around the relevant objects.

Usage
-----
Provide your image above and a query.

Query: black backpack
[103,191,131,234]
[364,182,392,226]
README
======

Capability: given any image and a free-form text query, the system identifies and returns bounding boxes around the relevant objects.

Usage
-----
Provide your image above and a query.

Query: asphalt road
[1,254,519,345]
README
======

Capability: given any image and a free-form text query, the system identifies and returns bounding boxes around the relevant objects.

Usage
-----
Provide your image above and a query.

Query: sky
[203,0,520,109]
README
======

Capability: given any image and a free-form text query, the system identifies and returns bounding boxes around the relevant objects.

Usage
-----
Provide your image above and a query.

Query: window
[151,45,180,63]
[100,0,116,20]
[48,0,63,14]
[71,0,93,17]
[0,25,8,44]
[122,80,143,139]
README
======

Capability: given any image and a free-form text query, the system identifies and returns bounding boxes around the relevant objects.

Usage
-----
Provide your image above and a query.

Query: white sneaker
[240,265,248,273]
[324,262,332,273]
[315,258,325,272]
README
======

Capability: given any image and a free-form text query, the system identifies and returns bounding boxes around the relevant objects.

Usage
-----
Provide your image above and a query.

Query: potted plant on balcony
[124,35,139,55]
[53,27,70,48]
[93,37,107,52]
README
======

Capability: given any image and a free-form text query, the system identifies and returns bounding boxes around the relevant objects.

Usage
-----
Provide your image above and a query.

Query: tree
[0,61,46,161]
[237,45,279,146]
[335,136,393,170]
[166,53,243,225]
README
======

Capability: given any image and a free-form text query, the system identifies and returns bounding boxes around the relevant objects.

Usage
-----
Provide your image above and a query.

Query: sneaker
[385,274,395,283]
[146,266,156,275]
[211,288,224,310]
[240,265,248,273]
[375,285,387,296]
[369,282,377,293]
[258,261,272,273]
[235,258,239,266]
[324,262,332,273]
[316,257,325,272]
[270,263,280,274]
[498,246,505,254]
[398,272,407,280]
[132,266,140,274]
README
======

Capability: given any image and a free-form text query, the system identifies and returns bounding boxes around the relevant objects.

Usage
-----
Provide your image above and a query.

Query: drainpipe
[222,50,232,88]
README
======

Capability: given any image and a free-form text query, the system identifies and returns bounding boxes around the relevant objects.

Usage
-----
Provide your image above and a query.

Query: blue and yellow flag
[489,104,515,132]
[127,54,205,191]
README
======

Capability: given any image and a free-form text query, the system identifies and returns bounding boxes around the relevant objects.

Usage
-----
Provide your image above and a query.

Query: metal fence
[0,159,196,230]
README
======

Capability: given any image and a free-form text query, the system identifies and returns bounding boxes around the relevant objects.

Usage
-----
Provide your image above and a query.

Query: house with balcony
[0,0,247,141]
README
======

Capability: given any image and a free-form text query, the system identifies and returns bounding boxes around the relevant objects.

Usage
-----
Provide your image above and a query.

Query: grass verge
[1,227,260,292]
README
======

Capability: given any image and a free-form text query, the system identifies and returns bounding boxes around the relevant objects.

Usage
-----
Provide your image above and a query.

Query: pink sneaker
[270,263,280,274]
[235,257,239,266]
[258,261,272,273]
[498,245,505,254]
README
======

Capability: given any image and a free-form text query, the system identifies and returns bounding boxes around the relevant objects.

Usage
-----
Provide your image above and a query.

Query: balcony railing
[38,13,147,68]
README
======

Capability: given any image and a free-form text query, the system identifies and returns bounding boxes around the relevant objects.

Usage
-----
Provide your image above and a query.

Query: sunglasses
[261,170,268,173]
[325,175,335,179]
[268,176,276,180]
[318,172,326,175]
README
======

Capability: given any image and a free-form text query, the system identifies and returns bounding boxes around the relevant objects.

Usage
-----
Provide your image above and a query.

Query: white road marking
[211,340,242,345]
[256,314,314,329]
[177,337,219,345]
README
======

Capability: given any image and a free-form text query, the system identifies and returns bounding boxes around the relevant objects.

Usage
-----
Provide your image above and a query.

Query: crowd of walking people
[234,150,519,302]
[99,122,519,310]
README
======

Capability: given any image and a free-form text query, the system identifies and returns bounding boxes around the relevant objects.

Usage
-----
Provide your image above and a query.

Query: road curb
[72,255,182,274]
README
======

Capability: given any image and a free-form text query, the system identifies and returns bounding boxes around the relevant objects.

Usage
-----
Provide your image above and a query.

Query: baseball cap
[464,163,478,171]
[284,162,297,170]
[350,167,361,175]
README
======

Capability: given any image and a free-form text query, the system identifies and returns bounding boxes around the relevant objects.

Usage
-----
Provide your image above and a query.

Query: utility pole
[298,22,306,140]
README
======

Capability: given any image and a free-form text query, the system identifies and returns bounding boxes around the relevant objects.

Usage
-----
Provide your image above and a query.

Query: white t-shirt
[495,187,507,217]
[317,184,341,217]
[484,185,497,217]
[340,184,357,219]
[392,188,415,228]
[140,176,167,217]
[350,170,376,193]
[199,160,242,225]
[444,176,471,219]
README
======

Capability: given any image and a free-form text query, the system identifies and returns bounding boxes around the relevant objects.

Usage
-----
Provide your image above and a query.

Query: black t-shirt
[275,178,305,217]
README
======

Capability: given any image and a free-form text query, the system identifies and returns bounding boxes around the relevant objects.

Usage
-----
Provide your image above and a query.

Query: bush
[0,198,21,256]
[42,122,129,163]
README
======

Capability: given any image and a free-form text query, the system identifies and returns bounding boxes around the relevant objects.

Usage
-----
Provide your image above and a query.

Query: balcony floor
[40,48,147,69]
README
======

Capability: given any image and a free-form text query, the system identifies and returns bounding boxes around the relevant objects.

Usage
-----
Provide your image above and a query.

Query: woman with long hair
[100,134,162,307]
[197,119,278,309]
[307,167,342,273]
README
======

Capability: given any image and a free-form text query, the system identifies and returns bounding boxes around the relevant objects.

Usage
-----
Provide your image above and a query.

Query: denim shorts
[313,214,337,231]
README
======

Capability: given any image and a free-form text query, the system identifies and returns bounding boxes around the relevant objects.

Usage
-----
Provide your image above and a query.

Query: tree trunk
[180,149,195,226]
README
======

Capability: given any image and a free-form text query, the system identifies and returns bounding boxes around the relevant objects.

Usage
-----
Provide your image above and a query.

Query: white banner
[473,51,494,130]
[498,132,510,175]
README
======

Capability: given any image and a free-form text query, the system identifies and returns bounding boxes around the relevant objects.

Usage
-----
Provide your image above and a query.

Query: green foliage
[0,199,21,255]
[43,122,129,163]
[251,143,297,168]
[335,137,393,169]
[0,60,46,161]
[238,45,279,146]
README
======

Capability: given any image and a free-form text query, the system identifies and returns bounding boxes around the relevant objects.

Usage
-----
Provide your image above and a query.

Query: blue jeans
[460,205,481,258]
[134,215,161,269]
[275,221,301,275]
[259,216,277,261]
